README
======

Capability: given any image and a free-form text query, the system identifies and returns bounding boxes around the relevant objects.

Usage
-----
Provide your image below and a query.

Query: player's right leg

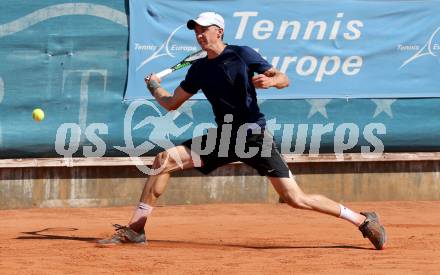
[243,130,386,250]
[98,145,198,245]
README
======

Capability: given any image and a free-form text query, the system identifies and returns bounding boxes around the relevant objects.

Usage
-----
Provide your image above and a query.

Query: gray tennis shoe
[358,212,387,250]
[98,224,146,245]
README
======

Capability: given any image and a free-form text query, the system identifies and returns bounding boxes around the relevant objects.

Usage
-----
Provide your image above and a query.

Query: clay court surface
[1,202,439,274]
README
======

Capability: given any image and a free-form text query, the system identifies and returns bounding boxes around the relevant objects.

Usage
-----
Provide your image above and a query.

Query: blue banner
[125,0,440,100]
[1,0,440,159]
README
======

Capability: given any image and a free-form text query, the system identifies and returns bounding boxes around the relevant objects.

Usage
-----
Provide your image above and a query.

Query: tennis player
[99,12,387,249]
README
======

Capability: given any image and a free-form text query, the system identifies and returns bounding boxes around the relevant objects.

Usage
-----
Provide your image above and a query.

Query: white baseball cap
[187,12,225,30]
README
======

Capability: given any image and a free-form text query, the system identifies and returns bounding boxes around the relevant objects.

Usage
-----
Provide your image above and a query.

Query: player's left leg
[269,174,387,250]
[269,174,362,221]
[243,130,386,250]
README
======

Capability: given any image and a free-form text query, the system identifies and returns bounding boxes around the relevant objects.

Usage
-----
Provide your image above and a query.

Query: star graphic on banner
[306,99,332,119]
[371,99,396,118]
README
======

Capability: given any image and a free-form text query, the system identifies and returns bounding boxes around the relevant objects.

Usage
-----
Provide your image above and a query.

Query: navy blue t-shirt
[180,45,272,128]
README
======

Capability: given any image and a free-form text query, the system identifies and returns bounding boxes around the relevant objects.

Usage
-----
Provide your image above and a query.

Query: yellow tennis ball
[32,108,45,122]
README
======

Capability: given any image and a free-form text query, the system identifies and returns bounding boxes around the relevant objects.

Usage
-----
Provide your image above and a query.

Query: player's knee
[152,151,173,172]
[282,192,309,209]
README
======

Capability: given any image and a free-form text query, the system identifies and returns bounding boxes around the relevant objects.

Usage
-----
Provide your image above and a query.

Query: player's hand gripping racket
[145,49,207,80]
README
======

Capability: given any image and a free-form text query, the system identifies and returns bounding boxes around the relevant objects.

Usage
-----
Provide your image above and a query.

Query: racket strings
[184,50,207,62]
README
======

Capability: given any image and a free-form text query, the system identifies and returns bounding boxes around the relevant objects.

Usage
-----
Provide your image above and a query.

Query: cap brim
[187,19,215,30]
[187,19,196,30]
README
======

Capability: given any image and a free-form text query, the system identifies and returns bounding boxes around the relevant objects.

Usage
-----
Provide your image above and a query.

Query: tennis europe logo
[135,25,198,72]
[399,26,440,69]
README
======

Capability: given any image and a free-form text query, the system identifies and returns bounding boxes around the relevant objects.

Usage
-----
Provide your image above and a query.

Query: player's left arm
[252,67,289,89]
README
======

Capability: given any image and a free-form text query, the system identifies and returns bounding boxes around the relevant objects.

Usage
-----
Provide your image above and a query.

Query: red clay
[1,202,440,274]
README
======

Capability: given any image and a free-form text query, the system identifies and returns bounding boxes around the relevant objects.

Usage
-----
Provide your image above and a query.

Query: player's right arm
[145,74,193,111]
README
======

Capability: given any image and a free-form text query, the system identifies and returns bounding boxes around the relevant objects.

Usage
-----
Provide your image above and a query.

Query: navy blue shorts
[181,129,290,178]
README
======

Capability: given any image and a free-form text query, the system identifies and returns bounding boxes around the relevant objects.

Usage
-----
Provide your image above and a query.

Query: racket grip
[156,68,173,79]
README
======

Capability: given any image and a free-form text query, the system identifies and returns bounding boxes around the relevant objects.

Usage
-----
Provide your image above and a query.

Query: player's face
[194,24,222,50]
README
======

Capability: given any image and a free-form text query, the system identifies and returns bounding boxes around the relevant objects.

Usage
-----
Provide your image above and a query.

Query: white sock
[129,202,153,226]
[339,204,364,226]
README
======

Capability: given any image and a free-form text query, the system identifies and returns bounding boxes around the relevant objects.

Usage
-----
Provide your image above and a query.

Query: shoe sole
[360,212,387,250]
[96,241,147,248]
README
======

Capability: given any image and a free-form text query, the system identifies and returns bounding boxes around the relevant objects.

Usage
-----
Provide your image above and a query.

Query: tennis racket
[146,49,207,80]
